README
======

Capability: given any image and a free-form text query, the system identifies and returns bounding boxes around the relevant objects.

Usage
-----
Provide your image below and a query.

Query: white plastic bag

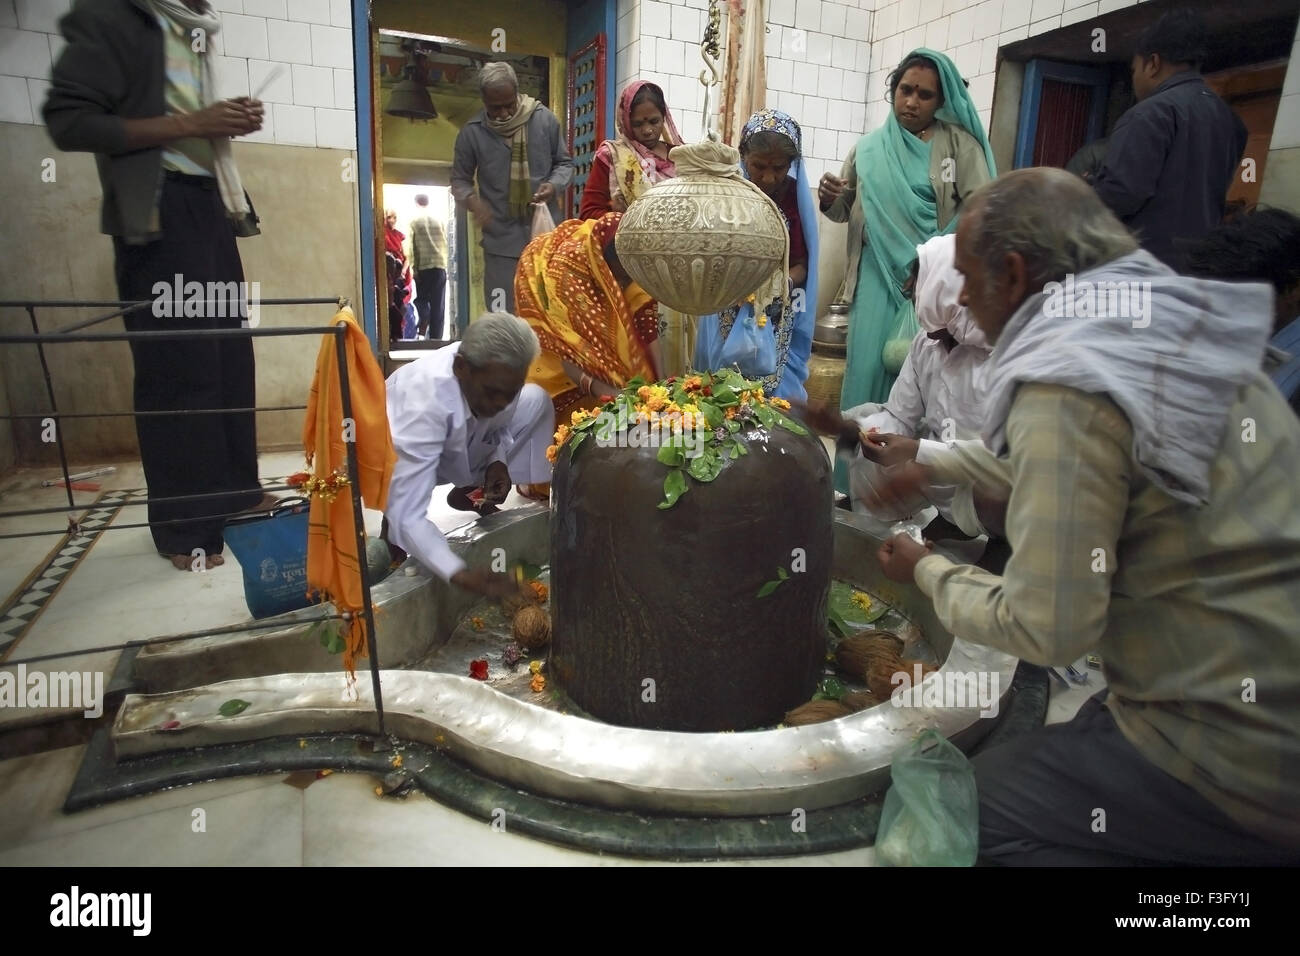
[531,201,556,238]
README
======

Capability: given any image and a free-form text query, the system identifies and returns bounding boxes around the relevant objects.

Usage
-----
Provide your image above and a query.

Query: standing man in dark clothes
[1091,9,1247,270]
[44,0,273,571]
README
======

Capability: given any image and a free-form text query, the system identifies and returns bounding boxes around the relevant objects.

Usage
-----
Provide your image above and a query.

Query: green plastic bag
[881,297,920,374]
[875,728,978,866]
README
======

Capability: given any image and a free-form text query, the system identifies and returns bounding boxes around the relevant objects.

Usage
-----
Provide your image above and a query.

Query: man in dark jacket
[1091,9,1247,270]
[44,0,271,571]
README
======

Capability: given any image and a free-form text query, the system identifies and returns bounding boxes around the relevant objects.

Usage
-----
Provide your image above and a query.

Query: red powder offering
[469,659,489,680]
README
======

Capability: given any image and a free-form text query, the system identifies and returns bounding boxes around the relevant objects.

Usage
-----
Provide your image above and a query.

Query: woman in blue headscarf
[819,49,995,489]
[693,108,820,400]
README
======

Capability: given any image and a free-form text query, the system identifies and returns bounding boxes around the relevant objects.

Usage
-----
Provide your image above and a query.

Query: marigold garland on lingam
[546,369,806,509]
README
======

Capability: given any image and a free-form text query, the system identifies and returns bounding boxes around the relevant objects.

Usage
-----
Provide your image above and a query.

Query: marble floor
[0,450,1102,866]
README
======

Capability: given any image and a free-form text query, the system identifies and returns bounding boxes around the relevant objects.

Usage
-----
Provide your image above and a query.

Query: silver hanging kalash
[615,0,790,317]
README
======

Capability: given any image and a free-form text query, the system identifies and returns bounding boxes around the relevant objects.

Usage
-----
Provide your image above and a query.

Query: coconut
[835,632,904,680]
[840,690,882,712]
[783,700,853,725]
[512,605,552,649]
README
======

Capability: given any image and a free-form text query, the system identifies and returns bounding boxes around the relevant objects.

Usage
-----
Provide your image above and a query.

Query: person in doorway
[384,209,413,343]
[1090,8,1248,270]
[875,167,1300,865]
[384,313,552,600]
[43,0,273,571]
[450,62,573,315]
[409,193,448,340]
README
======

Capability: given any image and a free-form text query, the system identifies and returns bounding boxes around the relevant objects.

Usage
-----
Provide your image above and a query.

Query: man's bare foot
[166,552,225,571]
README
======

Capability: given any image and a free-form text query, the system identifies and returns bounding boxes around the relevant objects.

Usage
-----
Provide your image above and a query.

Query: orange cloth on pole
[303,307,396,675]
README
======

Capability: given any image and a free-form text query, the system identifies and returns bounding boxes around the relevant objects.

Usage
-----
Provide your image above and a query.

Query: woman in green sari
[820,49,995,490]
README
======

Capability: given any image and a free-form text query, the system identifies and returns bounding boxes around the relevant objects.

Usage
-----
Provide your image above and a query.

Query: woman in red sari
[580,81,682,219]
[383,209,412,342]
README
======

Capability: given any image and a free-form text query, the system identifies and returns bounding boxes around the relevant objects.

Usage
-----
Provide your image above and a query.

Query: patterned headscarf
[739,107,803,154]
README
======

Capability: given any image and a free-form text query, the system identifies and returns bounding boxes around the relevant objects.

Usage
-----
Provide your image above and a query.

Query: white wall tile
[998,24,1029,44]
[948,5,975,45]
[826,97,851,130]
[765,20,783,58]
[880,32,904,74]
[684,0,708,9]
[841,68,865,100]
[638,33,656,70]
[845,5,871,41]
[15,0,66,34]
[243,0,287,17]
[1031,0,1064,19]
[616,9,636,49]
[945,0,968,14]
[0,72,32,121]
[902,23,926,53]
[802,94,828,128]
[808,30,832,65]
[222,14,269,59]
[291,62,333,107]
[896,0,920,31]
[775,90,804,119]
[641,0,672,39]
[212,0,244,11]
[770,0,797,28]
[0,0,17,29]
[46,30,62,62]
[332,67,353,108]
[616,39,638,84]
[1097,0,1135,14]
[267,18,312,65]
[1283,42,1300,98]
[310,23,350,68]
[795,0,821,32]
[668,72,697,111]
[968,70,995,111]
[951,38,981,78]
[272,102,315,145]
[287,0,330,24]
[819,65,844,99]
[973,0,1003,38]
[249,58,293,103]
[656,36,685,76]
[214,54,250,98]
[836,128,858,158]
[768,55,794,92]
[1028,15,1060,35]
[24,73,45,120]
[850,101,865,130]
[329,0,350,28]
[0,27,50,78]
[315,106,354,148]
[918,0,942,26]
[1272,93,1300,150]
[617,0,633,17]
[1060,2,1097,27]
[978,107,991,134]
[855,39,873,72]
[821,2,847,37]
[867,98,890,129]
[979,34,999,73]
[925,15,949,50]
[670,4,700,42]
[1063,0,1094,8]
[811,125,837,160]
[1000,0,1031,30]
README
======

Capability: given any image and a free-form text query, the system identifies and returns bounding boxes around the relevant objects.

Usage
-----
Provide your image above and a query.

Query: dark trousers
[112,173,262,556]
[414,267,446,339]
[974,690,1300,865]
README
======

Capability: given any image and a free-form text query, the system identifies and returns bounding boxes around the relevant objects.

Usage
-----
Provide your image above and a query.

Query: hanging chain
[698,0,722,142]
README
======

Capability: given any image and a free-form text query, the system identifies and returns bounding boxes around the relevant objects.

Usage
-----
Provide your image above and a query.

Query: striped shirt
[408,215,447,271]
[156,12,214,177]
[915,380,1300,847]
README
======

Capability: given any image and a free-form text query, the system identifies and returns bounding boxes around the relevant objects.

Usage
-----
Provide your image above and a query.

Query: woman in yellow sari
[514,211,661,497]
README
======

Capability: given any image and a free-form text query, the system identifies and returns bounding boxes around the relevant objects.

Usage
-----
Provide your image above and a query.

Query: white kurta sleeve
[385,395,467,583]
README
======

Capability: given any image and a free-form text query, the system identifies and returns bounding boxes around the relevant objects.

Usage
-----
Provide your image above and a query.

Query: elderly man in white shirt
[836,234,995,543]
[385,313,553,598]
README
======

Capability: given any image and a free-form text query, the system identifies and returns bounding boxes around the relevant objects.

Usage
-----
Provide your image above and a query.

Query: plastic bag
[882,297,920,374]
[718,304,777,378]
[531,201,556,239]
[875,728,979,866]
[223,498,313,619]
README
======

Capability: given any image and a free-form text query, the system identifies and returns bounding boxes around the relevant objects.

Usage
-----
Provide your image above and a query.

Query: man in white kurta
[384,313,553,597]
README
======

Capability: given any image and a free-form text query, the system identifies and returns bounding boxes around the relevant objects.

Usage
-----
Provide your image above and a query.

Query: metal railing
[0,297,388,735]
